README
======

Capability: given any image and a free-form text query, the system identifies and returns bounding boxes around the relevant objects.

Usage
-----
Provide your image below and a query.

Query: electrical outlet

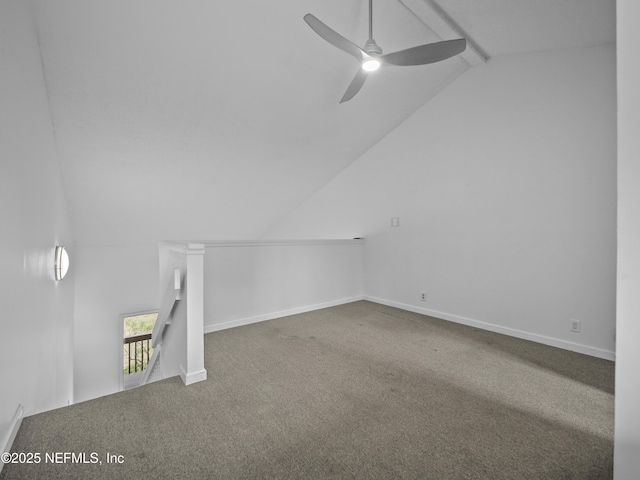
[570,319,581,333]
[391,217,400,227]
[420,292,426,302]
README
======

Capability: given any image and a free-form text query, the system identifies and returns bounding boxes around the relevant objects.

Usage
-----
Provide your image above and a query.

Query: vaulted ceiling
[30,0,615,246]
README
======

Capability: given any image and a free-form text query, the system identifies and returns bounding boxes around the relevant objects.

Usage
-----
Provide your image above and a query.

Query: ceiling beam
[399,0,487,66]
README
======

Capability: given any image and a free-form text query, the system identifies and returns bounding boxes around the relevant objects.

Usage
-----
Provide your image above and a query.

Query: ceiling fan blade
[380,38,466,67]
[340,68,368,103]
[304,14,366,61]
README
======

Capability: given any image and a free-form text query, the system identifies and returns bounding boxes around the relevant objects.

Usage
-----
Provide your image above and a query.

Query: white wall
[0,0,75,451]
[204,241,364,332]
[615,0,640,476]
[264,45,616,359]
[73,245,158,403]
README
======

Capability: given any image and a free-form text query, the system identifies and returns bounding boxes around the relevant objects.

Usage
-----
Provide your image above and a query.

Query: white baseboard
[179,366,208,386]
[0,404,24,473]
[204,295,365,334]
[365,296,615,361]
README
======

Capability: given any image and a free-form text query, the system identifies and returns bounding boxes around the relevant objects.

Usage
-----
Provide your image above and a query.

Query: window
[122,311,158,389]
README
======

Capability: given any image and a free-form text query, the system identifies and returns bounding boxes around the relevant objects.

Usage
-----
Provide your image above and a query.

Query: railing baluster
[124,333,153,376]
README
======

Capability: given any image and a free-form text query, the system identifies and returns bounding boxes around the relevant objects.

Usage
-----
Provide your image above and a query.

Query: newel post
[181,243,207,385]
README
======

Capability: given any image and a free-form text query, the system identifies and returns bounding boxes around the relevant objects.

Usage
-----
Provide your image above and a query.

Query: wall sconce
[55,246,69,281]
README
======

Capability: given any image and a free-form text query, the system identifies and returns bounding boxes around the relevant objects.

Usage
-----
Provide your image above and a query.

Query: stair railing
[141,268,182,385]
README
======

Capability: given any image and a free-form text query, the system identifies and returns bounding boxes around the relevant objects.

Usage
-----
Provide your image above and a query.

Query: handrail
[152,268,182,348]
[140,268,183,386]
[124,333,152,344]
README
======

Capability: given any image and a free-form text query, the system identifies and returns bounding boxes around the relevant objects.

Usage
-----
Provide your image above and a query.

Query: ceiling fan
[304,0,466,103]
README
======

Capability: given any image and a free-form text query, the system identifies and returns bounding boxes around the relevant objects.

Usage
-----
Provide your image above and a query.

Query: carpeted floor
[1,301,614,479]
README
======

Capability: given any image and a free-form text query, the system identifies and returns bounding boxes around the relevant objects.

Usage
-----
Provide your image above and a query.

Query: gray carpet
[1,301,614,479]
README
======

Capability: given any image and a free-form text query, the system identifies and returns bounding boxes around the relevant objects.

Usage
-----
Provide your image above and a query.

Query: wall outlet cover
[570,319,581,333]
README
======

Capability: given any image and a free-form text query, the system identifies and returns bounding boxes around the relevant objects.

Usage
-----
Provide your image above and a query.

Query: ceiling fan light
[362,57,381,72]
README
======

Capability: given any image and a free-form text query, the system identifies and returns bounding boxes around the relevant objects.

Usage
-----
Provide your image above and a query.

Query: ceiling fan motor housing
[363,38,383,55]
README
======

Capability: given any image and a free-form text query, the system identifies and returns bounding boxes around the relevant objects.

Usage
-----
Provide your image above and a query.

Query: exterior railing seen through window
[123,333,153,374]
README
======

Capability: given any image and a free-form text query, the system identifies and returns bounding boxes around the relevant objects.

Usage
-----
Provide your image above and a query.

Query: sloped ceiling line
[400,0,488,66]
